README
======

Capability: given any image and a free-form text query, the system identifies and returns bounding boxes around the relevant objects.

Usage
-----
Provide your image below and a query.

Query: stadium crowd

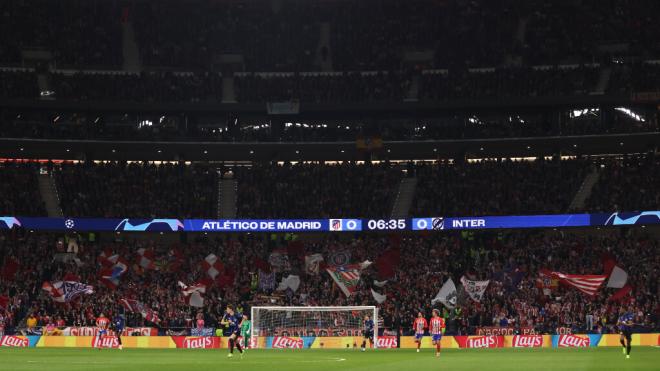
[0,228,657,337]
[0,162,45,217]
[1,157,658,220]
[1,0,660,70]
[235,162,403,219]
[53,162,217,218]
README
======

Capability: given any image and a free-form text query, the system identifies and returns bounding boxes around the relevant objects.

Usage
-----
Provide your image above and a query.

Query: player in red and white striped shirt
[430,309,446,357]
[413,312,427,353]
[95,313,110,349]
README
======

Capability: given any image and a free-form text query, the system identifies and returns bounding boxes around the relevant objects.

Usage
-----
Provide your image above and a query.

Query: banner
[190,328,215,337]
[476,327,537,336]
[61,327,157,336]
[19,334,660,349]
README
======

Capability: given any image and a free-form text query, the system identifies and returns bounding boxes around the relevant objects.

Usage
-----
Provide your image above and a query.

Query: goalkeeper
[240,314,251,349]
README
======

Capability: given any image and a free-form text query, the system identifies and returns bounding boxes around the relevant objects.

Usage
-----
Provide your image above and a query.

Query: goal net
[251,306,378,349]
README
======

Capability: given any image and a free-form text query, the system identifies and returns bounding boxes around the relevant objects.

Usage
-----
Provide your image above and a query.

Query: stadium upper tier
[1,0,659,70]
[1,157,657,219]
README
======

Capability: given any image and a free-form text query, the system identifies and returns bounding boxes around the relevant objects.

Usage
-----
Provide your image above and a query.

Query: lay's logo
[0,336,29,347]
[272,336,303,349]
[558,335,589,348]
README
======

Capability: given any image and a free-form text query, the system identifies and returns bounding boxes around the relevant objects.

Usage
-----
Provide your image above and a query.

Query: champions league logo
[64,219,75,229]
[604,211,660,226]
[115,219,184,232]
[0,217,21,229]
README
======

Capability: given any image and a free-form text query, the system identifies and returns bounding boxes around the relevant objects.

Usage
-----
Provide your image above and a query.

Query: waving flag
[460,276,489,302]
[119,298,160,323]
[371,289,386,304]
[326,264,361,297]
[201,254,224,279]
[136,248,156,270]
[551,272,607,296]
[268,249,290,272]
[277,275,301,292]
[432,278,457,308]
[99,254,129,289]
[178,281,206,307]
[304,254,324,275]
[42,281,93,303]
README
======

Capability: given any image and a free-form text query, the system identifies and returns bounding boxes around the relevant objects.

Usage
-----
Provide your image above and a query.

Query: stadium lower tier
[2,334,658,349]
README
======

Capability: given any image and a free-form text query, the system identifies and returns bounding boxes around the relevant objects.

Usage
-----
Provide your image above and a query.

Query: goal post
[251,306,378,349]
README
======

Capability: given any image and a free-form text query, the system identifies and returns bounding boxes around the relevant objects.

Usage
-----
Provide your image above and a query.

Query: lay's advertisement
[2,334,657,349]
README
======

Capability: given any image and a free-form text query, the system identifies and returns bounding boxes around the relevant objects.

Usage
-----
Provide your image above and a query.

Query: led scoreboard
[1,211,659,232]
[364,219,408,231]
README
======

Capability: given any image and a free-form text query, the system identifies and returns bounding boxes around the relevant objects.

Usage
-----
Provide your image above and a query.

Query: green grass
[0,347,658,371]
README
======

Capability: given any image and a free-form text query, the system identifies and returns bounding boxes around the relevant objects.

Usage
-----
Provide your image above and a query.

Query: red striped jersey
[96,317,109,329]
[413,318,427,334]
[430,317,446,335]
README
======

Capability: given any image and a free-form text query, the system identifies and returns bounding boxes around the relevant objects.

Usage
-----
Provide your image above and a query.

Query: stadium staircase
[404,75,420,102]
[217,177,238,218]
[38,172,64,217]
[591,67,612,95]
[122,21,142,72]
[390,178,417,218]
[568,167,600,211]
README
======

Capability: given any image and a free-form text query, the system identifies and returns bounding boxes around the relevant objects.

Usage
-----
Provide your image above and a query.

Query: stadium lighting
[614,107,645,122]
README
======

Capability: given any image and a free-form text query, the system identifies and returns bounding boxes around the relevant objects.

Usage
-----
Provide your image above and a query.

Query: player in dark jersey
[360,315,374,351]
[617,306,634,359]
[112,312,125,350]
[222,306,243,358]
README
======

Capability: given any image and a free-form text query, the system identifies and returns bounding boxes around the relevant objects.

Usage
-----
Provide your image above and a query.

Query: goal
[251,306,378,349]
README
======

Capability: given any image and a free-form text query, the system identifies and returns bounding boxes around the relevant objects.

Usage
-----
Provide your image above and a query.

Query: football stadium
[0,1,659,370]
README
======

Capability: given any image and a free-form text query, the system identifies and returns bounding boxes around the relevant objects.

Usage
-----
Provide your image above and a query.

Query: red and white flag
[201,254,223,279]
[42,281,94,302]
[551,272,607,296]
[119,298,160,323]
[136,248,156,270]
[99,254,129,289]
[178,281,206,307]
[326,264,361,297]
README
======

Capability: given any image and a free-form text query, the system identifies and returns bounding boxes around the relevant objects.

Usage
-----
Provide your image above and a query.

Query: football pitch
[0,347,658,371]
